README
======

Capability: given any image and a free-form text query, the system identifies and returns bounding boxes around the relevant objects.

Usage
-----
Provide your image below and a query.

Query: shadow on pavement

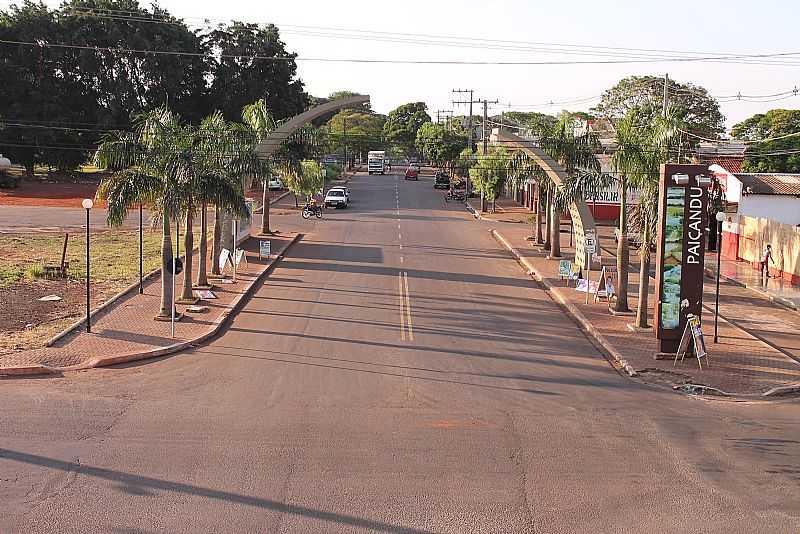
[0,448,435,534]
[194,346,561,396]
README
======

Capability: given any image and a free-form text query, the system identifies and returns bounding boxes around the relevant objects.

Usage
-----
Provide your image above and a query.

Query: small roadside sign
[585,236,597,255]
[219,248,231,272]
[674,314,709,369]
[259,240,271,259]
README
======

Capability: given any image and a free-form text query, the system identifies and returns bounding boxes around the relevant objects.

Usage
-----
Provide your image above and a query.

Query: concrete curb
[45,260,164,347]
[1,233,303,376]
[703,265,798,312]
[490,228,638,377]
[491,228,800,398]
[763,383,800,397]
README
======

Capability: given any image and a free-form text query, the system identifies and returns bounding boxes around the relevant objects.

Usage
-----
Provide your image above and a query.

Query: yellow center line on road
[403,271,414,341]
[398,272,407,341]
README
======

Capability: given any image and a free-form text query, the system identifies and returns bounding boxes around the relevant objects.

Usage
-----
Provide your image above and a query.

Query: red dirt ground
[0,179,103,207]
[1,177,272,207]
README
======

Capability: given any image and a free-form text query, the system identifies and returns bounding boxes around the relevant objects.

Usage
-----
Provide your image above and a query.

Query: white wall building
[710,164,800,225]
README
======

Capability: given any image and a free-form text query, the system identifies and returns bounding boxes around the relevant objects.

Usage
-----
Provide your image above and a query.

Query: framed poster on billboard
[654,164,710,353]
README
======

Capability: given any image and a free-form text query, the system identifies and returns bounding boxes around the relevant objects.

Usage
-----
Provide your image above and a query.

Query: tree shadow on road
[0,448,435,534]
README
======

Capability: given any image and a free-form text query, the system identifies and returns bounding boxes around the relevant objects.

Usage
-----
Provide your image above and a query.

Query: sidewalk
[469,198,800,396]
[705,252,800,311]
[0,233,299,375]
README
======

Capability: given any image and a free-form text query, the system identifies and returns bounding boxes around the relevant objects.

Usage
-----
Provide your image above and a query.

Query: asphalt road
[2,172,799,533]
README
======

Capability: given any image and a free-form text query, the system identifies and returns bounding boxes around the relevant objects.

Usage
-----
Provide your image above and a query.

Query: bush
[324,163,342,180]
[25,264,44,280]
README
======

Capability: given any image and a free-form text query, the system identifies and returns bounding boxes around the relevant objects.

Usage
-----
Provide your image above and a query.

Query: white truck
[368,150,386,175]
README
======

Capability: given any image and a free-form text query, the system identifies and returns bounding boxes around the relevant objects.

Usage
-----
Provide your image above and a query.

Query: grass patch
[0,227,211,288]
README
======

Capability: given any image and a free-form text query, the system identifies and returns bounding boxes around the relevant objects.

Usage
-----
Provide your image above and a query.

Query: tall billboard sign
[654,164,710,353]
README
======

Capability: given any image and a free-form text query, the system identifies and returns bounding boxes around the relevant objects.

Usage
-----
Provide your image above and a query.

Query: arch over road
[490,129,598,268]
[256,94,371,159]
[224,94,370,249]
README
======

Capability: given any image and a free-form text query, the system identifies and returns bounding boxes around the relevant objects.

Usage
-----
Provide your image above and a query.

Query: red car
[404,166,419,180]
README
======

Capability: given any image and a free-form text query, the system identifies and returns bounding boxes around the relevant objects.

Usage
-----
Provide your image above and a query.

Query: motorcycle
[301,203,323,219]
[446,188,466,202]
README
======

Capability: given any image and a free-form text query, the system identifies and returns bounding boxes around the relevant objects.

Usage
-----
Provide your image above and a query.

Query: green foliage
[0,1,96,172]
[0,1,306,172]
[454,148,476,178]
[383,102,431,157]
[323,163,342,180]
[279,160,323,199]
[732,109,800,173]
[469,147,509,202]
[415,122,467,171]
[502,112,558,138]
[206,22,306,122]
[592,75,724,138]
[326,109,386,158]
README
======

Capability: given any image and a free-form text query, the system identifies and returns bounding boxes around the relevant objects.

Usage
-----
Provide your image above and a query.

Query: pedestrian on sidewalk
[761,244,775,278]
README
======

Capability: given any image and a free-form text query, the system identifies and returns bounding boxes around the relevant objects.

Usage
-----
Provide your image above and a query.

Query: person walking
[761,244,775,278]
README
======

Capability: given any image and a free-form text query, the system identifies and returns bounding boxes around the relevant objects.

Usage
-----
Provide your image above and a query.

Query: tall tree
[469,146,509,211]
[189,111,257,291]
[415,122,467,175]
[544,112,602,258]
[206,22,307,122]
[240,100,276,235]
[0,1,92,173]
[593,75,724,138]
[326,109,385,163]
[95,108,191,318]
[502,112,558,139]
[732,109,800,173]
[383,102,431,158]
[61,0,210,126]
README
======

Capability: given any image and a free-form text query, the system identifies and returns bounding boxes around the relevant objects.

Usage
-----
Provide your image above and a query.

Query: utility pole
[343,117,348,171]
[662,73,669,118]
[454,93,498,212]
[452,89,475,198]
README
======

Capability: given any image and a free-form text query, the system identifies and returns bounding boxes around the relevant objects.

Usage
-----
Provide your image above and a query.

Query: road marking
[403,271,414,341]
[398,272,407,341]
[399,233,402,240]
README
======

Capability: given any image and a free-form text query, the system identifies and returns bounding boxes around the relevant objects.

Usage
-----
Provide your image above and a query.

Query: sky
[10,0,800,130]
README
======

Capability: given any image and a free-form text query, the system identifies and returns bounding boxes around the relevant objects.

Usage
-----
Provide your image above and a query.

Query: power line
[3,38,800,66]
[59,7,800,66]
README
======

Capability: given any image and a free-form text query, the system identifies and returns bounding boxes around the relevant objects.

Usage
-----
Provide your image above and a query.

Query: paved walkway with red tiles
[471,198,800,395]
[0,233,297,372]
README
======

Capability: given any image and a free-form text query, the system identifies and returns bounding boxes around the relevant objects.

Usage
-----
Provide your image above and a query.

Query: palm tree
[95,108,189,318]
[628,112,683,327]
[241,100,277,235]
[544,113,602,258]
[187,112,252,293]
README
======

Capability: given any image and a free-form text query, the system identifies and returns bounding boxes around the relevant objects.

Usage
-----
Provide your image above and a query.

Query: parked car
[268,177,284,190]
[329,186,350,199]
[324,188,348,208]
[404,166,419,180]
[434,172,450,189]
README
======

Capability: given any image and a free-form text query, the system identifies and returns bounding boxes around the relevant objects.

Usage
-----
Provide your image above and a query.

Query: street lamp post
[82,198,94,333]
[714,211,725,343]
[139,203,143,294]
